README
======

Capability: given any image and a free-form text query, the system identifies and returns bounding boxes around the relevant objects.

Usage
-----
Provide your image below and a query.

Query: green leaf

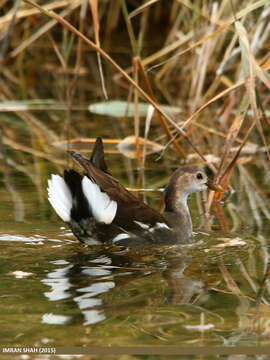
[88,100,181,117]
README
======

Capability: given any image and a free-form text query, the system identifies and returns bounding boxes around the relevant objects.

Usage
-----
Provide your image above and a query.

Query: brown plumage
[67,148,166,231]
[48,137,220,246]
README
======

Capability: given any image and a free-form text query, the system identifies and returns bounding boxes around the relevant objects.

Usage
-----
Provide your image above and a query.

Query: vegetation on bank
[0,0,269,230]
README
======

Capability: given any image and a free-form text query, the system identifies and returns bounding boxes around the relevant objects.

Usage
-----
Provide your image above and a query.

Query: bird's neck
[164,194,193,237]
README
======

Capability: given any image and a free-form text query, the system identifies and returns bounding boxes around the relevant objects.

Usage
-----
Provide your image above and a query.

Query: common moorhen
[48,137,218,246]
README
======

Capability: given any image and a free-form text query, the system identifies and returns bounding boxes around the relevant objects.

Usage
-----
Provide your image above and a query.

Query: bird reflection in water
[41,245,208,327]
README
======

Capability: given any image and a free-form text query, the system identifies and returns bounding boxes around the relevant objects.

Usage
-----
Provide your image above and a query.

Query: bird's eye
[196,172,203,180]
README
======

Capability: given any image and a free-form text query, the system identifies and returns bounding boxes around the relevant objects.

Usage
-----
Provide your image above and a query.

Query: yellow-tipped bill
[206,180,224,192]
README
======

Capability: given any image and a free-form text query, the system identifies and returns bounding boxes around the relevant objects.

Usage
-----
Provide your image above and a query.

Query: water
[1,158,270,355]
[0,1,269,359]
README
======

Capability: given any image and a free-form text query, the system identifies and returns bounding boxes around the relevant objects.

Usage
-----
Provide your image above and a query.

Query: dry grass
[0,0,269,238]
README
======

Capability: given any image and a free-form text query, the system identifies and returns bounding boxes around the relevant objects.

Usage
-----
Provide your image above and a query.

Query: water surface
[1,160,270,354]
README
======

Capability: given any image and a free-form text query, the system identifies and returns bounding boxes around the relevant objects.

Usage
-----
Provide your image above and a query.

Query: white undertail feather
[47,175,72,222]
[82,176,117,224]
[112,233,130,243]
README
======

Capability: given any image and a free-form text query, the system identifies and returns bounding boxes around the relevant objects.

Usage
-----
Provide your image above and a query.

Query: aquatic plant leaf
[88,100,181,117]
[118,135,164,159]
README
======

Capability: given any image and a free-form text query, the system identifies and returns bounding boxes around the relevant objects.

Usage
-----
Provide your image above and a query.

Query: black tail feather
[90,137,109,173]
[63,170,91,221]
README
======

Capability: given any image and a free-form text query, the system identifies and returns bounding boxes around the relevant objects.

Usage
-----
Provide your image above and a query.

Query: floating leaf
[88,100,181,117]
[118,135,164,159]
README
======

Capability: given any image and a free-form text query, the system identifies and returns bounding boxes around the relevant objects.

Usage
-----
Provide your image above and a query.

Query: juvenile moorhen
[48,137,217,246]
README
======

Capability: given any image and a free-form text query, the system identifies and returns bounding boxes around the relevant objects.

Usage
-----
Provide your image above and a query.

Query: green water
[1,2,269,359]
[1,156,270,358]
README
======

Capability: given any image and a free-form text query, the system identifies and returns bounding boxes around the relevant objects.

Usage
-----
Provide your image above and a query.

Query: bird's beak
[206,180,223,192]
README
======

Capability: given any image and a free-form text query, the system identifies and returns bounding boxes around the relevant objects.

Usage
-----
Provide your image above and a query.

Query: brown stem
[22,0,210,165]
